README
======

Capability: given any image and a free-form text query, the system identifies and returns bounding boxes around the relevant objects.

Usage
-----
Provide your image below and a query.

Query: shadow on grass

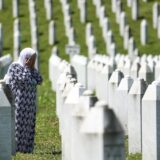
[3,47,11,51]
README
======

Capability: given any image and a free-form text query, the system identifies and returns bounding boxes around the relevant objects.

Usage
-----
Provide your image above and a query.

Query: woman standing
[7,48,43,153]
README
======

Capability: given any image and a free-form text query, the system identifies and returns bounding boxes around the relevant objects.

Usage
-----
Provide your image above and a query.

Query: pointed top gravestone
[0,86,12,160]
[142,81,160,160]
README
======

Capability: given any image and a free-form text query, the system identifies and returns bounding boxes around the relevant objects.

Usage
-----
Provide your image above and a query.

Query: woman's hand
[25,58,33,68]
[25,54,36,69]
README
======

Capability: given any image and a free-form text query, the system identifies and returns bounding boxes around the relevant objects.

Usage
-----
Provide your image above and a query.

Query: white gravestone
[102,17,110,39]
[46,0,53,21]
[65,15,72,37]
[63,4,70,19]
[13,0,19,18]
[134,48,139,57]
[86,23,93,46]
[123,58,132,76]
[63,83,85,160]
[87,59,96,90]
[115,54,121,64]
[2,82,16,155]
[155,61,160,80]
[95,62,105,99]
[57,60,69,80]
[13,19,21,61]
[139,62,154,85]
[56,72,70,119]
[109,57,117,70]
[140,19,148,45]
[0,23,3,57]
[148,59,155,78]
[112,0,117,13]
[31,26,39,69]
[130,48,138,62]
[0,85,12,160]
[153,2,160,29]
[81,101,125,160]
[107,30,114,55]
[60,79,76,160]
[130,60,141,80]
[108,69,124,109]
[115,75,133,135]
[68,27,75,45]
[88,35,96,59]
[157,16,160,39]
[0,55,12,79]
[49,48,61,91]
[63,2,70,15]
[56,65,77,118]
[117,56,125,73]
[116,0,122,24]
[44,0,47,9]
[0,0,3,10]
[132,0,139,20]
[110,43,116,57]
[71,90,98,160]
[141,54,147,63]
[71,55,88,88]
[120,12,127,36]
[30,12,37,33]
[142,81,160,160]
[99,6,106,27]
[95,0,102,18]
[80,0,87,23]
[124,25,131,50]
[49,20,56,45]
[128,37,136,60]
[98,63,113,103]
[127,0,132,7]
[61,78,77,118]
[128,78,147,154]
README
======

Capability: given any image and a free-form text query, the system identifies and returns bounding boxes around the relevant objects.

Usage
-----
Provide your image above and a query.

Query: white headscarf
[3,48,36,84]
[18,48,36,67]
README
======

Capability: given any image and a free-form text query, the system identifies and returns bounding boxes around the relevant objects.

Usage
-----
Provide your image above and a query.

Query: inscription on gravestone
[65,44,80,56]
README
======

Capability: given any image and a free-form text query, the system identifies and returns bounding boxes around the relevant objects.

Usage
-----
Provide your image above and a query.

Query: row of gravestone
[0,54,15,160]
[8,0,59,68]
[3,0,158,67]
[3,0,160,63]
[49,49,160,160]
[55,62,125,160]
[0,0,39,68]
[58,0,154,61]
[63,0,160,60]
[60,0,76,45]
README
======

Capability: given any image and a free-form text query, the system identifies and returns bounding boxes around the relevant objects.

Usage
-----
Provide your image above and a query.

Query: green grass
[0,0,159,159]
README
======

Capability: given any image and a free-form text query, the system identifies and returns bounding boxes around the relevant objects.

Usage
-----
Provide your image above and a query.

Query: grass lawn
[0,0,159,159]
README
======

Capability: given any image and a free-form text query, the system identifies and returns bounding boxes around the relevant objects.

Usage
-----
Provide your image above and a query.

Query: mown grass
[0,0,159,159]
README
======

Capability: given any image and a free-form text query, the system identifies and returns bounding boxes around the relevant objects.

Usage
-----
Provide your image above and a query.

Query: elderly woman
[6,48,43,153]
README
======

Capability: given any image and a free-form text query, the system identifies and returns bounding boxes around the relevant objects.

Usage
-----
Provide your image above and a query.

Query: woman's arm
[31,68,43,85]
[8,63,37,86]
